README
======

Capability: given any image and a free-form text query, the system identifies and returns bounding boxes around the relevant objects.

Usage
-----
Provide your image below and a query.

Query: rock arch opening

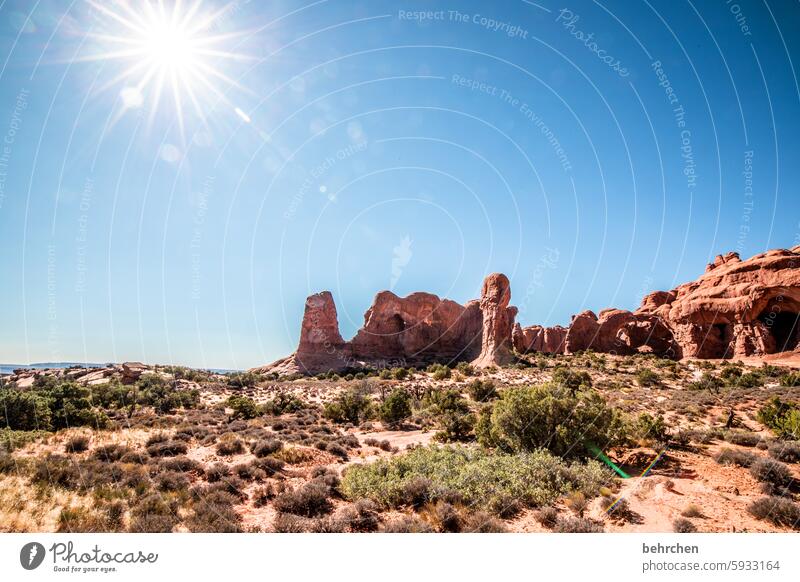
[759,307,800,353]
[389,314,406,334]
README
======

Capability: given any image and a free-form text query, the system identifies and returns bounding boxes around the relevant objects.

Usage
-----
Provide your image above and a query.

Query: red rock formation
[637,247,800,357]
[472,273,517,368]
[260,288,483,375]
[256,246,800,375]
[564,310,600,353]
[293,291,348,375]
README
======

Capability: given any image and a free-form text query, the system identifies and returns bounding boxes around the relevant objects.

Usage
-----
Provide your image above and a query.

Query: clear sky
[0,0,799,369]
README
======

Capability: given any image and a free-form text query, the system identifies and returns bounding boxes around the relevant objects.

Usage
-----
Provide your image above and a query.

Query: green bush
[467,379,498,402]
[779,372,800,387]
[735,372,763,388]
[378,388,412,425]
[427,363,451,380]
[226,371,261,388]
[551,367,592,392]
[635,368,660,387]
[323,386,373,424]
[226,395,259,420]
[0,389,53,430]
[480,383,626,458]
[260,393,305,415]
[456,362,475,376]
[634,413,669,444]
[423,388,474,442]
[758,397,800,440]
[689,372,724,392]
[340,445,611,514]
[1,378,111,431]
[392,367,409,380]
[136,374,200,413]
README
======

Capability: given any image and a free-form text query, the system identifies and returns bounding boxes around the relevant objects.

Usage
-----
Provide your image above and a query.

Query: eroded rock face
[564,310,600,354]
[349,291,482,365]
[256,246,800,375]
[293,291,349,375]
[472,273,517,368]
[263,287,483,375]
[637,247,800,357]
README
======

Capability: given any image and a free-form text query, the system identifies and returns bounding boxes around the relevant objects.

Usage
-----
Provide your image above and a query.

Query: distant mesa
[254,246,800,376]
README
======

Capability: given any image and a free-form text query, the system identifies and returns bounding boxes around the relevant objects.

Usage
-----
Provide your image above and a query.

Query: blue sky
[0,0,799,369]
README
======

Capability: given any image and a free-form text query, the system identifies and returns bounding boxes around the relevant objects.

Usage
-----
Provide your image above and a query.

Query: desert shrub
[128,494,180,533]
[392,367,409,380]
[758,397,800,440]
[424,388,474,442]
[768,441,800,463]
[735,372,763,388]
[382,515,434,533]
[272,513,326,533]
[467,379,498,402]
[326,442,349,459]
[261,393,306,415]
[635,368,660,387]
[0,388,53,430]
[427,363,451,380]
[535,507,559,528]
[136,373,200,413]
[422,500,462,532]
[565,491,589,516]
[226,371,260,389]
[323,386,373,424]
[251,438,283,457]
[747,496,800,529]
[673,518,697,533]
[689,372,724,392]
[0,428,49,452]
[749,457,794,487]
[226,395,260,420]
[161,456,204,475]
[456,362,475,377]
[254,456,285,475]
[215,436,246,456]
[434,410,475,443]
[482,383,627,457]
[552,367,592,392]
[186,493,243,533]
[336,499,381,532]
[156,470,191,492]
[205,462,231,482]
[779,372,800,387]
[0,452,20,474]
[634,413,669,444]
[273,480,333,517]
[65,435,90,453]
[274,446,317,464]
[341,445,611,514]
[552,516,603,533]
[92,443,134,463]
[723,430,762,447]
[146,440,188,457]
[232,462,267,482]
[57,507,111,533]
[713,448,756,467]
[681,504,703,518]
[378,388,412,425]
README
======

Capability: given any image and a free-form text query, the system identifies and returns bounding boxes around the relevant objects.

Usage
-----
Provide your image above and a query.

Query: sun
[85,0,249,132]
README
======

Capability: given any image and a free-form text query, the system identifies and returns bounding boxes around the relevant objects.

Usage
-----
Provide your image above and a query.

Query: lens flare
[84,0,250,133]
